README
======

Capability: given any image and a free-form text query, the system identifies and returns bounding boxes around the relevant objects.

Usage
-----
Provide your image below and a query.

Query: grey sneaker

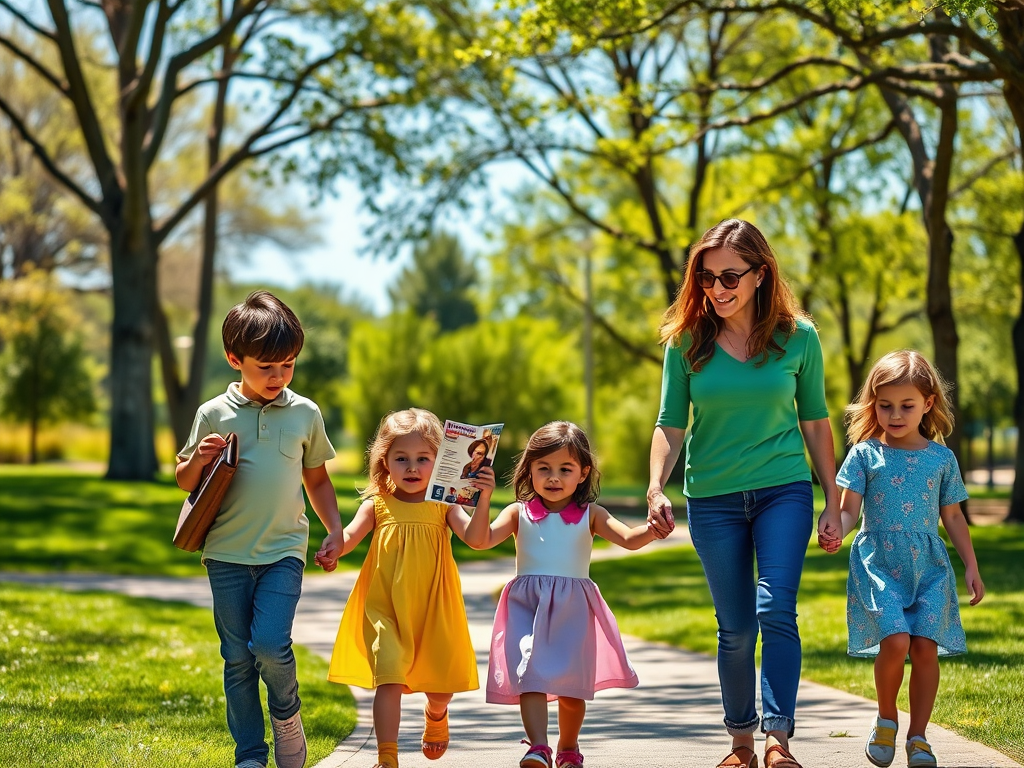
[865,716,898,767]
[234,761,266,768]
[271,711,307,768]
[906,736,937,768]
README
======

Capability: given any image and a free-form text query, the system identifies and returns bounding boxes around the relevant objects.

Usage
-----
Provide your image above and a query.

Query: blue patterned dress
[836,438,968,658]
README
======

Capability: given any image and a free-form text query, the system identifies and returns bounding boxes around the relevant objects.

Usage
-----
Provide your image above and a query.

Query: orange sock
[377,741,399,768]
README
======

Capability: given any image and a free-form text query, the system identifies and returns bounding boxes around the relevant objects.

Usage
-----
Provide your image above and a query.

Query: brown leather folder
[173,432,239,552]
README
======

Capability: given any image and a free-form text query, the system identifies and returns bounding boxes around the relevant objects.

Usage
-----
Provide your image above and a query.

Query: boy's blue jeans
[686,480,813,737]
[206,556,304,765]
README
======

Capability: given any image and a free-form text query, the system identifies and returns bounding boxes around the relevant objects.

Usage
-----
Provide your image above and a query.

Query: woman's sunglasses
[695,265,754,290]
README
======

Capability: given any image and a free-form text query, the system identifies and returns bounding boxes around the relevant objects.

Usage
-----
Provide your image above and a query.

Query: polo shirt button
[261,424,267,430]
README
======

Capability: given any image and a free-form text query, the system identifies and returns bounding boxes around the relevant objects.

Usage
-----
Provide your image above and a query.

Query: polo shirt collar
[225,381,295,408]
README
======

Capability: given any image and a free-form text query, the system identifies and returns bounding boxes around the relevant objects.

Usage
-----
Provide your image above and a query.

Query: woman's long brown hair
[658,219,805,371]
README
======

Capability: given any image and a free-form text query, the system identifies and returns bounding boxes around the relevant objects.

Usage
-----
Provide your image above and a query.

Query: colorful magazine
[427,420,503,507]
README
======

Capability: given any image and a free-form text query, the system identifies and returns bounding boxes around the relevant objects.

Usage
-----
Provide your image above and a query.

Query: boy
[176,290,344,768]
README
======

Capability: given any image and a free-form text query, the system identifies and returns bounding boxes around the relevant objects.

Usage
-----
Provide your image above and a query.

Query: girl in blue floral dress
[818,350,984,768]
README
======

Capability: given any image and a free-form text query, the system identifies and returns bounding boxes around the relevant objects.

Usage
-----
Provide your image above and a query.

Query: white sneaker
[271,711,307,768]
[865,716,898,767]
[906,736,937,767]
[235,761,266,768]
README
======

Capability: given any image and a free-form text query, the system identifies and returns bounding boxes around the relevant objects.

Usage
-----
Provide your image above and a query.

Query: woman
[460,439,492,479]
[647,219,840,768]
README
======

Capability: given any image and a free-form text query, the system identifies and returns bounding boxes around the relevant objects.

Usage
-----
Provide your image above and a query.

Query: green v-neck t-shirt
[656,317,829,499]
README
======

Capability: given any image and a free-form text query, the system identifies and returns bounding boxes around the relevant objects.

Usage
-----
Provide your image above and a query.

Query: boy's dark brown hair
[222,290,304,362]
[512,421,601,506]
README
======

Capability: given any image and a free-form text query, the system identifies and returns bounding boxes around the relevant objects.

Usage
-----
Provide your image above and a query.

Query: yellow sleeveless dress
[327,495,478,693]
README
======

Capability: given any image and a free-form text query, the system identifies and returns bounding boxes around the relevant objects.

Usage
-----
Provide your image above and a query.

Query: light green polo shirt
[177,382,336,565]
[656,317,829,498]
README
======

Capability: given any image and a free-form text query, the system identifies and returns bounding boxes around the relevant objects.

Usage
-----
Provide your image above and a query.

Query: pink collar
[523,497,587,525]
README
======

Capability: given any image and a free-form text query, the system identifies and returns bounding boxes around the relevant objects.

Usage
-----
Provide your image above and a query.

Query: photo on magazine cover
[428,420,503,507]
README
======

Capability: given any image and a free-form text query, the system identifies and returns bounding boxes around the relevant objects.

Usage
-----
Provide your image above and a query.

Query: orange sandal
[763,744,802,768]
[421,707,449,760]
[717,746,758,768]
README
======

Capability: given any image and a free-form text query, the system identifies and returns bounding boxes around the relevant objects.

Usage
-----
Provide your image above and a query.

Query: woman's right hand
[646,488,675,539]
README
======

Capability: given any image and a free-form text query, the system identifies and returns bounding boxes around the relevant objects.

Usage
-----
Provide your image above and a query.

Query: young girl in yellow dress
[320,408,494,768]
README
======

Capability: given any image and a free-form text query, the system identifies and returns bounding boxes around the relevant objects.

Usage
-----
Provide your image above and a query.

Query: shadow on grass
[0,584,356,768]
[0,467,516,577]
[589,528,1024,762]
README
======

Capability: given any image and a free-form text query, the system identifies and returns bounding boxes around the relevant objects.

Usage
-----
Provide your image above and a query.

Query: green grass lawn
[0,466,517,576]
[590,525,1024,763]
[0,583,356,768]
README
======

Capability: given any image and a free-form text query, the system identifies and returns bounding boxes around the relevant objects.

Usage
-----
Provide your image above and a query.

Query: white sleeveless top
[514,502,593,579]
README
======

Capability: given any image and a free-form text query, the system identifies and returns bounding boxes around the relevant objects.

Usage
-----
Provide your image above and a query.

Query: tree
[0,0,459,478]
[344,312,581,468]
[0,271,97,463]
[0,38,104,279]
[388,233,479,332]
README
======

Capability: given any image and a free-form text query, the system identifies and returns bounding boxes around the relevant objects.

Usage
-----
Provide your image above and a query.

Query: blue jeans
[686,481,813,737]
[206,556,304,765]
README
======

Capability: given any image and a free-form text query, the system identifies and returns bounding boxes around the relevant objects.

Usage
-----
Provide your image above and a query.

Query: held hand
[196,434,228,466]
[315,530,344,572]
[646,489,675,540]
[314,548,338,572]
[965,566,985,606]
[816,507,842,554]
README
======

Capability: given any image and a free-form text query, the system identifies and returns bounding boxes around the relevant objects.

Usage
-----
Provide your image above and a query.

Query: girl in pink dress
[464,421,672,768]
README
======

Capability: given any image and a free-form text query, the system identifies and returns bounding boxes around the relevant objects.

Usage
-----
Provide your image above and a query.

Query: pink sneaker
[556,748,584,767]
[520,742,553,768]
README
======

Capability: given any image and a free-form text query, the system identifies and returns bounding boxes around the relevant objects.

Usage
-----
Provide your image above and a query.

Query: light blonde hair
[846,350,954,445]
[658,219,806,371]
[512,421,601,506]
[362,408,443,498]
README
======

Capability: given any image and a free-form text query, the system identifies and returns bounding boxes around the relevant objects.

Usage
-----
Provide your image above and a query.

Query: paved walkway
[3,527,1018,768]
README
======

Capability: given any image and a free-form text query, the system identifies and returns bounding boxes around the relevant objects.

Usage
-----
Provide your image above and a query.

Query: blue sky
[231,178,403,314]
[232,163,532,314]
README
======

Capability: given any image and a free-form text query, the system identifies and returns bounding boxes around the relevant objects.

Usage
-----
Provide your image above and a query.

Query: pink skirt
[486,574,639,704]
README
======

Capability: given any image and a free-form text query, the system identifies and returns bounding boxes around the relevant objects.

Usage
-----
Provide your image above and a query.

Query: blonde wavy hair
[846,350,954,445]
[658,219,806,371]
[362,408,443,498]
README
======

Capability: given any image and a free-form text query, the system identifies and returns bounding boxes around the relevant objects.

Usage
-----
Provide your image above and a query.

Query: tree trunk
[29,416,37,464]
[995,8,1024,524]
[105,218,159,480]
[873,31,967,519]
[157,39,233,451]
[1009,225,1024,522]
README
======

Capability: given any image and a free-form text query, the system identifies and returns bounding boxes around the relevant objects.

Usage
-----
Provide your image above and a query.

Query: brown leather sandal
[716,745,759,768]
[763,744,802,768]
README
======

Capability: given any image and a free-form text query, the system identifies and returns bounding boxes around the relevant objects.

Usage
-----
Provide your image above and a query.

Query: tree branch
[154,92,391,243]
[45,0,118,198]
[144,0,265,167]
[540,264,662,364]
[0,93,102,216]
[0,32,70,96]
[0,0,58,41]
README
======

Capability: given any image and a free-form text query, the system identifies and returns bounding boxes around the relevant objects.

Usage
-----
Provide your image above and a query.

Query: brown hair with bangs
[512,421,601,506]
[222,290,304,362]
[363,408,443,498]
[658,219,806,371]
[845,349,954,445]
